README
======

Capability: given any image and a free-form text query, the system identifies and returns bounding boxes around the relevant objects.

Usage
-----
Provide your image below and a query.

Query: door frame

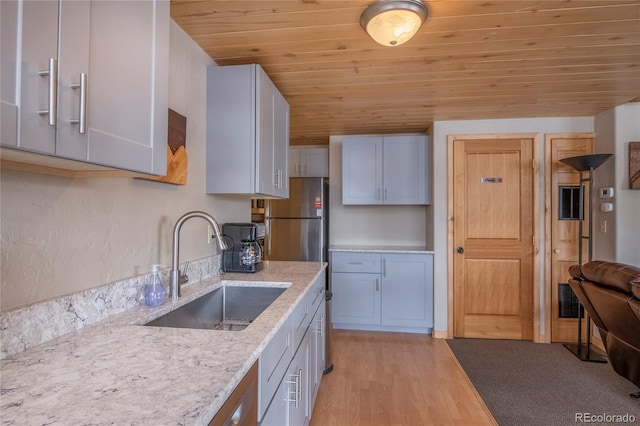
[543,133,600,346]
[446,133,541,341]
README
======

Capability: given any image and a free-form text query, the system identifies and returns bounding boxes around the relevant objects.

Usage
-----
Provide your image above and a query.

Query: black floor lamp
[559,153,612,363]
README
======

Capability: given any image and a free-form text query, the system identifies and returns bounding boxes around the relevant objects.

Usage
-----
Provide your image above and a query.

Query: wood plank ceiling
[171,0,640,145]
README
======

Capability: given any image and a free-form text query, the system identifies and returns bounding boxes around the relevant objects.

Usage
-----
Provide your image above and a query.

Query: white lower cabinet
[309,301,325,414]
[332,272,380,325]
[259,271,325,426]
[258,314,294,420]
[331,251,433,332]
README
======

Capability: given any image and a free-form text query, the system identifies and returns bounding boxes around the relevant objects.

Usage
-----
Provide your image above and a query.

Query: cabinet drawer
[292,290,311,349]
[310,271,325,313]
[331,252,381,273]
[258,313,293,421]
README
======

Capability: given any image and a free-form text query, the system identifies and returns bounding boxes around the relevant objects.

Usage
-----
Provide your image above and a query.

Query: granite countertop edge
[0,261,327,426]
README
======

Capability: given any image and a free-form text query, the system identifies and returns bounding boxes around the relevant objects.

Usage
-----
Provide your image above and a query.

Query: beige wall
[328,135,430,248]
[595,102,640,266]
[0,21,250,311]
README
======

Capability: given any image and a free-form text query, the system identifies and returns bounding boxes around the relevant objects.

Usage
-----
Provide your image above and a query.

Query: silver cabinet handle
[384,188,388,200]
[375,278,379,291]
[285,369,302,407]
[38,58,57,126]
[348,261,363,265]
[70,73,87,134]
[382,258,386,277]
[274,170,283,189]
[296,368,302,407]
[314,314,324,335]
[377,188,381,200]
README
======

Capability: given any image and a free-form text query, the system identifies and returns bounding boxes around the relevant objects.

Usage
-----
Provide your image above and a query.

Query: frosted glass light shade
[360,0,429,47]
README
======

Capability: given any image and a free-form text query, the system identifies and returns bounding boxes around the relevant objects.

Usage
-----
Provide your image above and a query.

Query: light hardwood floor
[310,330,496,426]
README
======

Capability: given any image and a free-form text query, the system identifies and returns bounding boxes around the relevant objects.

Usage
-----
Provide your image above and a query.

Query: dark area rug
[446,339,640,426]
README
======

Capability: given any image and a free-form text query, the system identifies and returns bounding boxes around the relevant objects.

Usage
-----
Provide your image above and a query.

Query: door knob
[554,249,560,254]
[456,246,464,254]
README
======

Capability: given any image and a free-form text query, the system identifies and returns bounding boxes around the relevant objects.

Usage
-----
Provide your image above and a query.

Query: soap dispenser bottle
[144,264,166,307]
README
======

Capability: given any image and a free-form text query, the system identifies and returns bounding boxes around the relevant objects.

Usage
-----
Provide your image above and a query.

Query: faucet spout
[170,211,228,299]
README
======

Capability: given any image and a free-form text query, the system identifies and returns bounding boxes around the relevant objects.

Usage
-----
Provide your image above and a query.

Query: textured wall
[613,103,640,266]
[0,21,249,311]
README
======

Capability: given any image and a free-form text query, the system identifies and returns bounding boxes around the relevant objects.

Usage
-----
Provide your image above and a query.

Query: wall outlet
[207,225,214,244]
[600,202,614,213]
[599,187,614,198]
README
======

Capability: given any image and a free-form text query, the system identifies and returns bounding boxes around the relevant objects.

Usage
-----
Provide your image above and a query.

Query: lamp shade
[560,154,612,172]
[360,0,429,47]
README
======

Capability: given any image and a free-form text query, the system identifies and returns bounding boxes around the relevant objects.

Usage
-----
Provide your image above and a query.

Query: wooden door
[546,134,593,343]
[453,138,534,339]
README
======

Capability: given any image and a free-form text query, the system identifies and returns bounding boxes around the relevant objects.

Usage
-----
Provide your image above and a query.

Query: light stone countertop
[0,261,326,426]
[329,244,434,254]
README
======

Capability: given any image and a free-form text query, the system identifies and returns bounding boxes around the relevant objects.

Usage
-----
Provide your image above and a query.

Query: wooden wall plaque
[141,109,188,185]
[630,142,640,190]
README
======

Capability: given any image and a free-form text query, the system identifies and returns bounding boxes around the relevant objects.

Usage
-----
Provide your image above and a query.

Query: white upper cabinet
[290,146,329,177]
[342,134,429,205]
[206,64,289,198]
[0,0,169,175]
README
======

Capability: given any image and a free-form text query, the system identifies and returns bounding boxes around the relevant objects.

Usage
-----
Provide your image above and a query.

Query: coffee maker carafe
[222,223,264,273]
[240,240,262,267]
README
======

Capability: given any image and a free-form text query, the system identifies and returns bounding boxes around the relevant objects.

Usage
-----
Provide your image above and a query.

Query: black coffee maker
[222,223,264,273]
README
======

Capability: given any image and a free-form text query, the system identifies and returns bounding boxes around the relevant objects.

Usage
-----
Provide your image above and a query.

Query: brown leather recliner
[568,260,640,396]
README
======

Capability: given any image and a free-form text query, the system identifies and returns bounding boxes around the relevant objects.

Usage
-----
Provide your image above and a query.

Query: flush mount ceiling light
[360,0,429,47]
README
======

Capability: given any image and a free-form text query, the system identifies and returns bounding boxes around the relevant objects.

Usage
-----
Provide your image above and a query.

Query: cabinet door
[383,135,427,204]
[309,301,325,416]
[381,253,433,328]
[289,147,301,177]
[288,330,310,426]
[342,136,383,204]
[332,272,381,325]
[1,0,22,148]
[55,0,90,160]
[84,0,168,174]
[258,314,294,420]
[5,0,59,153]
[256,66,277,197]
[273,88,289,197]
[260,375,290,426]
[206,64,256,195]
[301,147,329,177]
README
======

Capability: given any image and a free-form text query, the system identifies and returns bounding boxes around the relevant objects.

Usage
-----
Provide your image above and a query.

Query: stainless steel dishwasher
[209,361,258,426]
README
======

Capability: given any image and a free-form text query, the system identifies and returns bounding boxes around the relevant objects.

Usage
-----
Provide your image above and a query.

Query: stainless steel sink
[145,285,287,331]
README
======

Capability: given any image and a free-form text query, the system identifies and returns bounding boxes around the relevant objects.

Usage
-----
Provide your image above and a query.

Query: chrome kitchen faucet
[170,211,228,299]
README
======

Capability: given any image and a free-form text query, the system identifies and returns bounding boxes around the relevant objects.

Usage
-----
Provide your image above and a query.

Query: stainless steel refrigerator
[265,177,333,373]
